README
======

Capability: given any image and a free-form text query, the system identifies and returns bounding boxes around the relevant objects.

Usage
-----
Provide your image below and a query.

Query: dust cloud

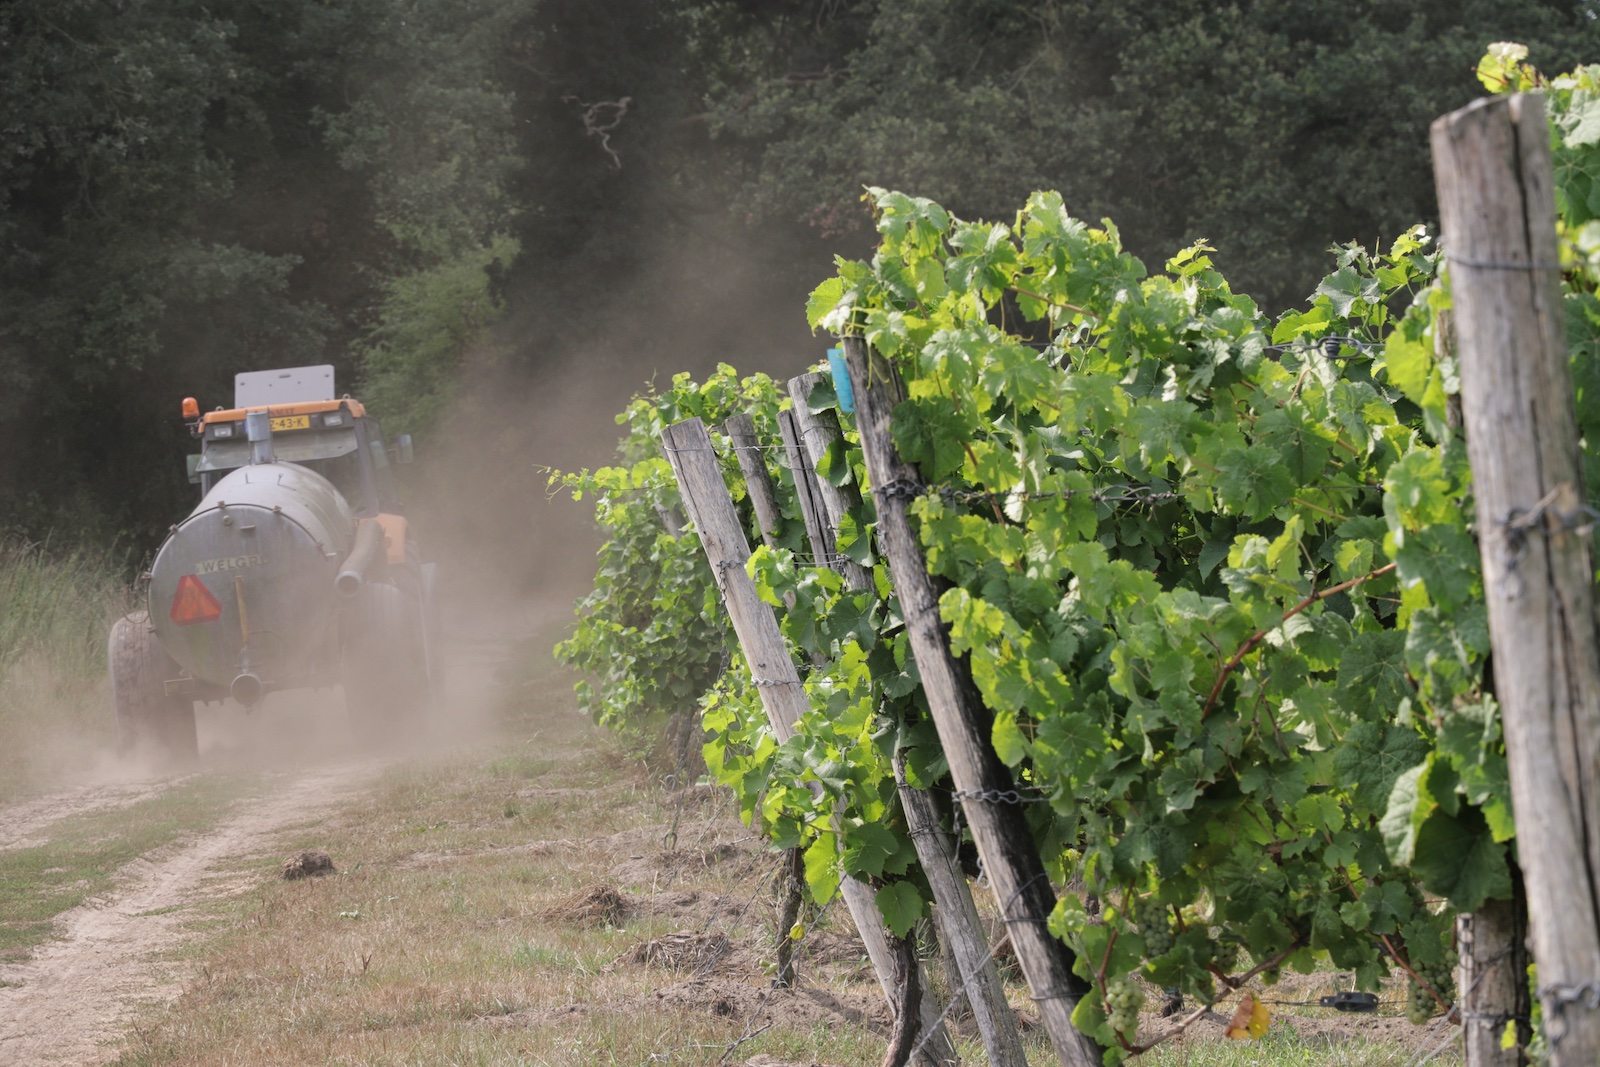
[406,224,840,611]
[2,200,841,797]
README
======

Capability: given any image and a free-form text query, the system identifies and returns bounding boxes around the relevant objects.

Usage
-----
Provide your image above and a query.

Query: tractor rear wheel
[109,611,199,766]
[341,580,427,741]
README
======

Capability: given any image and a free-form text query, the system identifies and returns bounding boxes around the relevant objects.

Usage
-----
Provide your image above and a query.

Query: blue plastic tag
[827,347,855,413]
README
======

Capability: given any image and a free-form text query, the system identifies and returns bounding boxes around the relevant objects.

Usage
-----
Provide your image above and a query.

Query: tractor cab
[182,365,412,517]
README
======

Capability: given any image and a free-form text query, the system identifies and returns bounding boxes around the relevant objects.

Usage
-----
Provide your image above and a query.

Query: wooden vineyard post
[788,374,1028,1067]
[1458,891,1531,1065]
[723,414,784,548]
[724,411,811,989]
[1433,92,1600,1065]
[894,753,1031,1067]
[1435,306,1531,1065]
[778,409,832,565]
[844,336,1103,1067]
[786,372,873,590]
[659,417,955,1067]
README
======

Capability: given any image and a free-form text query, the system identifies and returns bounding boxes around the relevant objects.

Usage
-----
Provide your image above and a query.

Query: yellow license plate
[269,415,310,432]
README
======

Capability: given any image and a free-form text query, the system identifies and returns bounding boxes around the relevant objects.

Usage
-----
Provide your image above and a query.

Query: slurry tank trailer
[110,366,439,760]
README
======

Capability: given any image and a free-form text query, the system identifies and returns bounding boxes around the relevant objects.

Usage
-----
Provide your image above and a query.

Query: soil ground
[0,604,1464,1067]
[0,761,382,1065]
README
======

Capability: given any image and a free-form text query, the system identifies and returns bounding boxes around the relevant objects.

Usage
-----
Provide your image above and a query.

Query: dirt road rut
[0,761,382,1067]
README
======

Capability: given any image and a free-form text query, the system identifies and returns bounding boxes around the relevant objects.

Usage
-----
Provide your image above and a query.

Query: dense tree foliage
[700,0,1600,309]
[4,0,1598,557]
[0,0,528,544]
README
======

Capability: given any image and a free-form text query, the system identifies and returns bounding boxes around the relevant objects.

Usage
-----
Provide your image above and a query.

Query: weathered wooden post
[723,414,784,548]
[1433,307,1532,1065]
[786,372,873,590]
[779,409,833,563]
[723,411,811,985]
[843,336,1103,1067]
[1457,885,1531,1065]
[788,373,1029,1067]
[1433,92,1600,1065]
[659,417,955,1067]
[894,753,1031,1067]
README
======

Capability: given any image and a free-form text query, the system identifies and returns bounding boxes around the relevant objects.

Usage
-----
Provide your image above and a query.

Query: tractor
[109,365,440,761]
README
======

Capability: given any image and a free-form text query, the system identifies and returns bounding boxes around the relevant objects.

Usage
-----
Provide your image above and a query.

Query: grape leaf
[841,820,900,879]
[1336,631,1410,721]
[804,832,840,904]
[806,277,847,331]
[890,396,970,481]
[1334,721,1430,812]
[1410,806,1512,911]
[875,880,926,937]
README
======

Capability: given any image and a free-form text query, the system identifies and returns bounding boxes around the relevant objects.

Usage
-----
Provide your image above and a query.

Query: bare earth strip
[0,777,202,852]
[0,759,383,1067]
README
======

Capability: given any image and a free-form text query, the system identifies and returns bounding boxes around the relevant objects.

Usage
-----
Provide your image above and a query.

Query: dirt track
[0,779,198,853]
[0,760,383,1067]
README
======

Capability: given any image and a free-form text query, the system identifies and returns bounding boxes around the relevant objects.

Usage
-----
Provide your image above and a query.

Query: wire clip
[1499,483,1600,599]
[1319,991,1379,1013]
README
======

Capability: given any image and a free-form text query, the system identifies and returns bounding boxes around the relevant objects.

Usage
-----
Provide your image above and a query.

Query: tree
[699,0,1600,310]
[0,0,529,546]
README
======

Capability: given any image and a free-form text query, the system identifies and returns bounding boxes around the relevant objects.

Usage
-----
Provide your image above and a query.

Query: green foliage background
[556,43,1600,1060]
[0,0,530,545]
[5,1,1600,560]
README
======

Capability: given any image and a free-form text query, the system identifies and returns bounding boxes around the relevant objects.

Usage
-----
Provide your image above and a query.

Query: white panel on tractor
[235,365,336,408]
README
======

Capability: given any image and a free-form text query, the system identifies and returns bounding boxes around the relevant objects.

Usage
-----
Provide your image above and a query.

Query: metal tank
[148,461,357,702]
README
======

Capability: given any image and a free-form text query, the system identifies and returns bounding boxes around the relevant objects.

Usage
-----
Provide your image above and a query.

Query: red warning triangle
[170,574,223,627]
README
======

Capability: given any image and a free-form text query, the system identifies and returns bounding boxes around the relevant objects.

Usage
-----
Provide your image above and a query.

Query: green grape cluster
[1405,956,1456,1025]
[1211,938,1240,975]
[1130,894,1175,957]
[1104,975,1146,1035]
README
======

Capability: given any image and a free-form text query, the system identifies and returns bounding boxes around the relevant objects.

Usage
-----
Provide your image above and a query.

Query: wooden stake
[896,753,1030,1067]
[787,375,1026,1067]
[723,414,784,548]
[779,409,831,564]
[1457,884,1531,1066]
[1434,306,1529,1065]
[1433,92,1600,1066]
[659,417,954,1067]
[726,412,807,940]
[844,336,1103,1067]
[787,373,874,590]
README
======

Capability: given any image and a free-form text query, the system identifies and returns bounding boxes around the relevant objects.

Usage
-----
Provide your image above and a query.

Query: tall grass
[0,538,133,797]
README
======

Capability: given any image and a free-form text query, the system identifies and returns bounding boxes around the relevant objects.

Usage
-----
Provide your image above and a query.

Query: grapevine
[550,366,800,755]
[1406,952,1458,1025]
[1129,894,1175,959]
[556,42,1600,1064]
[1103,974,1145,1039]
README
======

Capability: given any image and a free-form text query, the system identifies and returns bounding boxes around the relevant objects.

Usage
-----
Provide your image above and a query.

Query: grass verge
[0,774,263,962]
[1142,1021,1461,1066]
[0,537,132,799]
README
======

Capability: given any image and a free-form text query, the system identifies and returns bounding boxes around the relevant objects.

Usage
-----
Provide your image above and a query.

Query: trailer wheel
[342,580,427,740]
[109,611,199,766]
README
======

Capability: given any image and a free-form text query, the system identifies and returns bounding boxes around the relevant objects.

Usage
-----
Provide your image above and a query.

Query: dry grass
[0,538,133,799]
[1142,1021,1462,1067]
[0,775,261,962]
[96,636,1462,1067]
[106,666,906,1067]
